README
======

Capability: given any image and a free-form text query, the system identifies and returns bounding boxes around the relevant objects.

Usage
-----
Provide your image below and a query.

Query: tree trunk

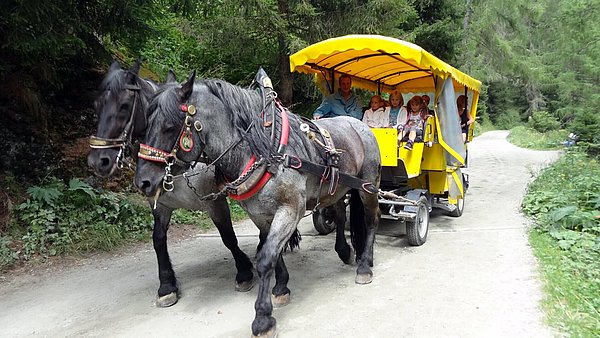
[277,0,293,106]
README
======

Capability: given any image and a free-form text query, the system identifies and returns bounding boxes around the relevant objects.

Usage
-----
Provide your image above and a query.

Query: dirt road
[0,131,560,337]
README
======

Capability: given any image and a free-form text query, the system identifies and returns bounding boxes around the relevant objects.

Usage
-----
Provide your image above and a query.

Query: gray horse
[134,70,381,338]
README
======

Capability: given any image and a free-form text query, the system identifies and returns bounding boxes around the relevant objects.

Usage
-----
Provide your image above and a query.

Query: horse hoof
[355,273,373,285]
[252,325,277,338]
[271,293,290,308]
[236,278,255,292]
[155,292,178,307]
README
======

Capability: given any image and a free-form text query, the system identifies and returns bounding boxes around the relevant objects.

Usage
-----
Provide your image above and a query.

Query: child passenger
[398,96,431,150]
[362,94,389,128]
[388,90,408,127]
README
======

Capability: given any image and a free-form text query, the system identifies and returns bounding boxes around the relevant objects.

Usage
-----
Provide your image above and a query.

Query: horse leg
[151,203,179,307]
[252,206,302,338]
[351,189,380,285]
[271,253,290,308]
[206,196,254,292]
[257,231,267,257]
[332,199,353,264]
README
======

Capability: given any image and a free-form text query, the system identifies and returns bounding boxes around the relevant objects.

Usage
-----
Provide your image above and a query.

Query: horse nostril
[140,180,151,192]
[100,157,111,168]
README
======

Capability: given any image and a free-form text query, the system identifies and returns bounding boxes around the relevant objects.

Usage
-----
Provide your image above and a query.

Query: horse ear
[179,70,196,101]
[129,58,141,75]
[166,69,177,83]
[109,60,120,73]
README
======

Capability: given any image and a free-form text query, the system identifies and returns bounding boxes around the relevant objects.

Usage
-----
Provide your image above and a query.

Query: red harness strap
[228,102,289,201]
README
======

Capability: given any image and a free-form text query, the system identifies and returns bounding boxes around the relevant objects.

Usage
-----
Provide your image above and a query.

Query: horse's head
[134,70,264,197]
[87,60,166,177]
[134,71,204,196]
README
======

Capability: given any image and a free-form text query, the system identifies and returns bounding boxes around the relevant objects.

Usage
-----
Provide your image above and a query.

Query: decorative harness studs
[139,104,201,189]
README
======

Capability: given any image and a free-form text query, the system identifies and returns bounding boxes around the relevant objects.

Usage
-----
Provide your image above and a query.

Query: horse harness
[138,69,377,201]
[89,82,145,171]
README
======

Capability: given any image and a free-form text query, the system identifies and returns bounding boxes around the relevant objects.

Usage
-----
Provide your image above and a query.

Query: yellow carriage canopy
[290,34,482,167]
[289,34,481,94]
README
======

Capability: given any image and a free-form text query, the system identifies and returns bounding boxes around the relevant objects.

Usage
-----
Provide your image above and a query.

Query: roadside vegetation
[0,177,246,271]
[511,126,600,336]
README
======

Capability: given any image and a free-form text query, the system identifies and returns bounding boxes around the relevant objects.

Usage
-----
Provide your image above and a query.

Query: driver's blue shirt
[313,91,363,120]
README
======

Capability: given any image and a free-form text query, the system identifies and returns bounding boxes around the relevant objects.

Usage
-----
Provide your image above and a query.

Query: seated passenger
[362,94,389,128]
[457,95,474,143]
[422,95,434,115]
[388,90,408,128]
[398,96,431,150]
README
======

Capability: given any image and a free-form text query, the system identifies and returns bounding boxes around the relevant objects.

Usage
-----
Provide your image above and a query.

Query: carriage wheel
[449,195,465,217]
[406,196,429,246]
[449,174,467,217]
[312,209,336,235]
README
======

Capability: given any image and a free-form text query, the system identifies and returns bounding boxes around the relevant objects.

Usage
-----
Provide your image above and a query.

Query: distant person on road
[313,74,363,120]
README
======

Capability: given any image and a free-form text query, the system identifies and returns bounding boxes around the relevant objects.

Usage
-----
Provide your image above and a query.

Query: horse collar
[227,96,290,201]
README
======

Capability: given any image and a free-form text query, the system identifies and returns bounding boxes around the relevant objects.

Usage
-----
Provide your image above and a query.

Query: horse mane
[100,67,155,102]
[152,77,320,164]
[202,79,280,163]
[100,68,128,93]
[147,82,180,120]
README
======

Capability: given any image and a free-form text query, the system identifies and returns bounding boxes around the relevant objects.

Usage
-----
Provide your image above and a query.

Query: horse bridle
[138,104,205,192]
[89,84,142,170]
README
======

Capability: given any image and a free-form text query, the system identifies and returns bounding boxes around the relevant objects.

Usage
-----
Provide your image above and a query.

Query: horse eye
[120,103,130,111]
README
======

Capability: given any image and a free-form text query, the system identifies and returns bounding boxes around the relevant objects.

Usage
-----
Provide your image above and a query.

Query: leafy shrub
[494,108,523,130]
[0,236,18,270]
[522,150,600,244]
[569,109,600,144]
[529,111,560,133]
[12,177,152,259]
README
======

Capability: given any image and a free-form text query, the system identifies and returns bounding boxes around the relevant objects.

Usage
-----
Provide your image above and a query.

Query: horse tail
[284,229,302,252]
[349,189,366,259]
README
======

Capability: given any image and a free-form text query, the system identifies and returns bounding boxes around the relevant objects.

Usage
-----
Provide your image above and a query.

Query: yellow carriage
[290,35,481,245]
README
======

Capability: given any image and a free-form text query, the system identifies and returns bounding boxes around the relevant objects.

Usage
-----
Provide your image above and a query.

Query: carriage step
[382,210,417,220]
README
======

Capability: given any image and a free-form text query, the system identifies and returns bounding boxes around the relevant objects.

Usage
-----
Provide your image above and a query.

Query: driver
[313,74,363,120]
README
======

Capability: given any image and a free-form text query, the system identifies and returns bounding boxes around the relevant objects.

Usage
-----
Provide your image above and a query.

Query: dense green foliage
[522,150,600,335]
[463,0,600,143]
[1,178,152,270]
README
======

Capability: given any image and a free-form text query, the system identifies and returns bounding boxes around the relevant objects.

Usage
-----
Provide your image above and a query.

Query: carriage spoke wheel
[406,196,429,246]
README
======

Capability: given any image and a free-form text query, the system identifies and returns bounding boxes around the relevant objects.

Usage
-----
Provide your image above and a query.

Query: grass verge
[530,230,600,335]
[522,149,600,336]
[508,125,567,150]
